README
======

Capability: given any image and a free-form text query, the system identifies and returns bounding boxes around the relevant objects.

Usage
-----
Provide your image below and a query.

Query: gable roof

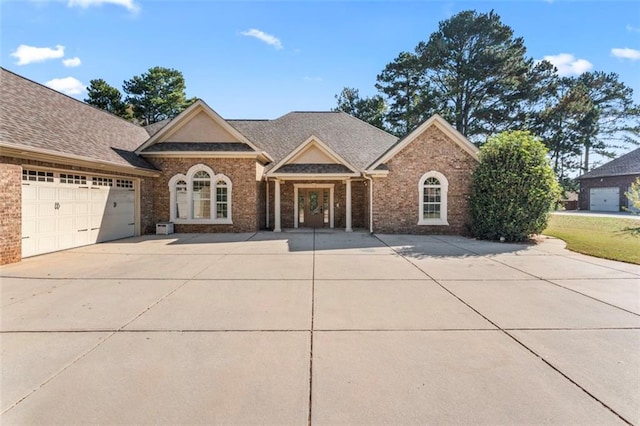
[578,147,640,179]
[228,111,398,170]
[135,100,272,162]
[0,67,156,173]
[268,135,359,176]
[368,114,479,171]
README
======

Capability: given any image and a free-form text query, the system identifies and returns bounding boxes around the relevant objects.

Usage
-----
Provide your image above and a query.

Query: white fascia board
[368,114,479,170]
[0,142,160,177]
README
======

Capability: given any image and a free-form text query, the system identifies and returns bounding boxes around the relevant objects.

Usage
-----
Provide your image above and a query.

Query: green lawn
[543,214,640,264]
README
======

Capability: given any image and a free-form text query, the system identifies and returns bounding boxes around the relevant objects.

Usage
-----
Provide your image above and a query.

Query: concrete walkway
[1,231,639,425]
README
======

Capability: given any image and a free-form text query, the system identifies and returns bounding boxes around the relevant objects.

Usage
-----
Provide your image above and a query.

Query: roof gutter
[0,142,161,177]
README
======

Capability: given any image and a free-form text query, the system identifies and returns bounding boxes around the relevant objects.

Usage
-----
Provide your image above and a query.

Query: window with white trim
[418,171,448,226]
[215,179,228,219]
[175,180,188,219]
[168,164,232,224]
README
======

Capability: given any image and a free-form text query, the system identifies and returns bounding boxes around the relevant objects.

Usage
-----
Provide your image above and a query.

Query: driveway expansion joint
[373,233,635,426]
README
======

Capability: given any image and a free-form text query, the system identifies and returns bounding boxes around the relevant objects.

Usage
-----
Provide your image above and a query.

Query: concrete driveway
[1,231,639,425]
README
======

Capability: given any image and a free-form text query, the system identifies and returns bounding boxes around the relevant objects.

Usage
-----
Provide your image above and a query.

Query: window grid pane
[216,185,228,219]
[192,179,211,219]
[176,180,187,219]
[423,176,442,220]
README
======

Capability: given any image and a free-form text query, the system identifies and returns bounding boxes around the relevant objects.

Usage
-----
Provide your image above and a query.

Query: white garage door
[589,187,619,212]
[21,169,136,258]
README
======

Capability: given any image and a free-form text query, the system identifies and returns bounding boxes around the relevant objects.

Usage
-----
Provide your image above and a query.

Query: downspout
[364,173,374,234]
[265,176,270,229]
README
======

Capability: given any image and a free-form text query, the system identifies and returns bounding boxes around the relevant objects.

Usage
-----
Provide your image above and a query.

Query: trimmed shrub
[470,131,560,242]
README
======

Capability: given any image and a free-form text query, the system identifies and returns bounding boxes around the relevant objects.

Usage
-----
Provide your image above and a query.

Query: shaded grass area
[543,214,640,264]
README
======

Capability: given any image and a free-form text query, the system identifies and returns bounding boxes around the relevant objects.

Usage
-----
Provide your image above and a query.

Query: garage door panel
[75,188,89,200]
[36,216,56,234]
[22,171,136,258]
[75,202,88,215]
[22,203,37,219]
[22,185,37,201]
[38,186,57,200]
[58,187,75,200]
[37,202,56,217]
[590,187,619,212]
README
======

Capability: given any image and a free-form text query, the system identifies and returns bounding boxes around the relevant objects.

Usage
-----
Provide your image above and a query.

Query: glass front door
[299,189,329,228]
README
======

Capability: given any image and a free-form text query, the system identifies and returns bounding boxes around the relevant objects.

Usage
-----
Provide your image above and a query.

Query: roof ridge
[334,110,398,140]
[579,146,640,178]
[1,67,145,130]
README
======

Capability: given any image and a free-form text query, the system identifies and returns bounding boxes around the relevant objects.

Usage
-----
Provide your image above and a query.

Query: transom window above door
[168,164,232,224]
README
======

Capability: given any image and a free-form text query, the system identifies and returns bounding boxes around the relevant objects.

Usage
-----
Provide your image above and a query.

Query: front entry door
[305,190,324,227]
[299,189,329,228]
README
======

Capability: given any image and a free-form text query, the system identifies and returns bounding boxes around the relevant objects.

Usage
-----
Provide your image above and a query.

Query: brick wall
[144,157,259,233]
[372,126,478,235]
[0,159,22,265]
[579,174,639,211]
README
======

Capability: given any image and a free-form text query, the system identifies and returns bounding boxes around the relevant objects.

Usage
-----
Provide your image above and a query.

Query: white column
[274,179,282,232]
[345,179,352,232]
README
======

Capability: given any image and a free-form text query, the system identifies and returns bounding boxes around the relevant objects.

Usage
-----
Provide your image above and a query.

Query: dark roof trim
[141,142,255,152]
[273,163,354,174]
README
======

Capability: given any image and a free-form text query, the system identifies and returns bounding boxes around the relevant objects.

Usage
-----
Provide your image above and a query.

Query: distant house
[0,67,479,265]
[577,148,640,211]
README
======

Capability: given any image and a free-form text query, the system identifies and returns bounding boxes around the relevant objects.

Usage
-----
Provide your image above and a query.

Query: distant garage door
[21,169,136,258]
[589,187,619,212]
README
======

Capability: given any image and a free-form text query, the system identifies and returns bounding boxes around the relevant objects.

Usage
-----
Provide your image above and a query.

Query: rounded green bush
[470,131,560,242]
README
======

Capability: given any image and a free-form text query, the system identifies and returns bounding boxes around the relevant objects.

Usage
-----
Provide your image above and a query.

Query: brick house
[578,148,640,212]
[0,67,479,265]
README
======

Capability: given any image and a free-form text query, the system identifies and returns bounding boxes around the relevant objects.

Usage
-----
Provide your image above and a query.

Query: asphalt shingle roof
[1,68,400,174]
[0,67,156,171]
[579,148,640,179]
[228,112,398,170]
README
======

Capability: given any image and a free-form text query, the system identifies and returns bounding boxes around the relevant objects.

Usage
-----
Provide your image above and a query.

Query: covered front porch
[266,178,368,233]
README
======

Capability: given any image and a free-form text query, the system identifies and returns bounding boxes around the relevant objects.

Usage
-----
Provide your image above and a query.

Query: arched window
[175,180,187,219]
[418,171,448,225]
[216,179,228,219]
[192,170,211,219]
[168,164,232,224]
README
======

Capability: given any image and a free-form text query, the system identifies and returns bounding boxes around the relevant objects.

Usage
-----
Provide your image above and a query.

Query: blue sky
[2,0,639,120]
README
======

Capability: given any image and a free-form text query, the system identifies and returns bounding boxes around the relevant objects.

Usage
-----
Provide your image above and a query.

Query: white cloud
[11,44,65,65]
[62,57,82,67]
[241,29,283,50]
[611,47,640,61]
[626,25,640,32]
[67,0,140,12]
[542,53,593,76]
[45,77,86,95]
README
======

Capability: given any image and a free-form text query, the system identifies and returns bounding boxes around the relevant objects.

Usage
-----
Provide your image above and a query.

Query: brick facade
[0,159,22,265]
[371,126,478,235]
[578,174,639,211]
[144,157,259,233]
